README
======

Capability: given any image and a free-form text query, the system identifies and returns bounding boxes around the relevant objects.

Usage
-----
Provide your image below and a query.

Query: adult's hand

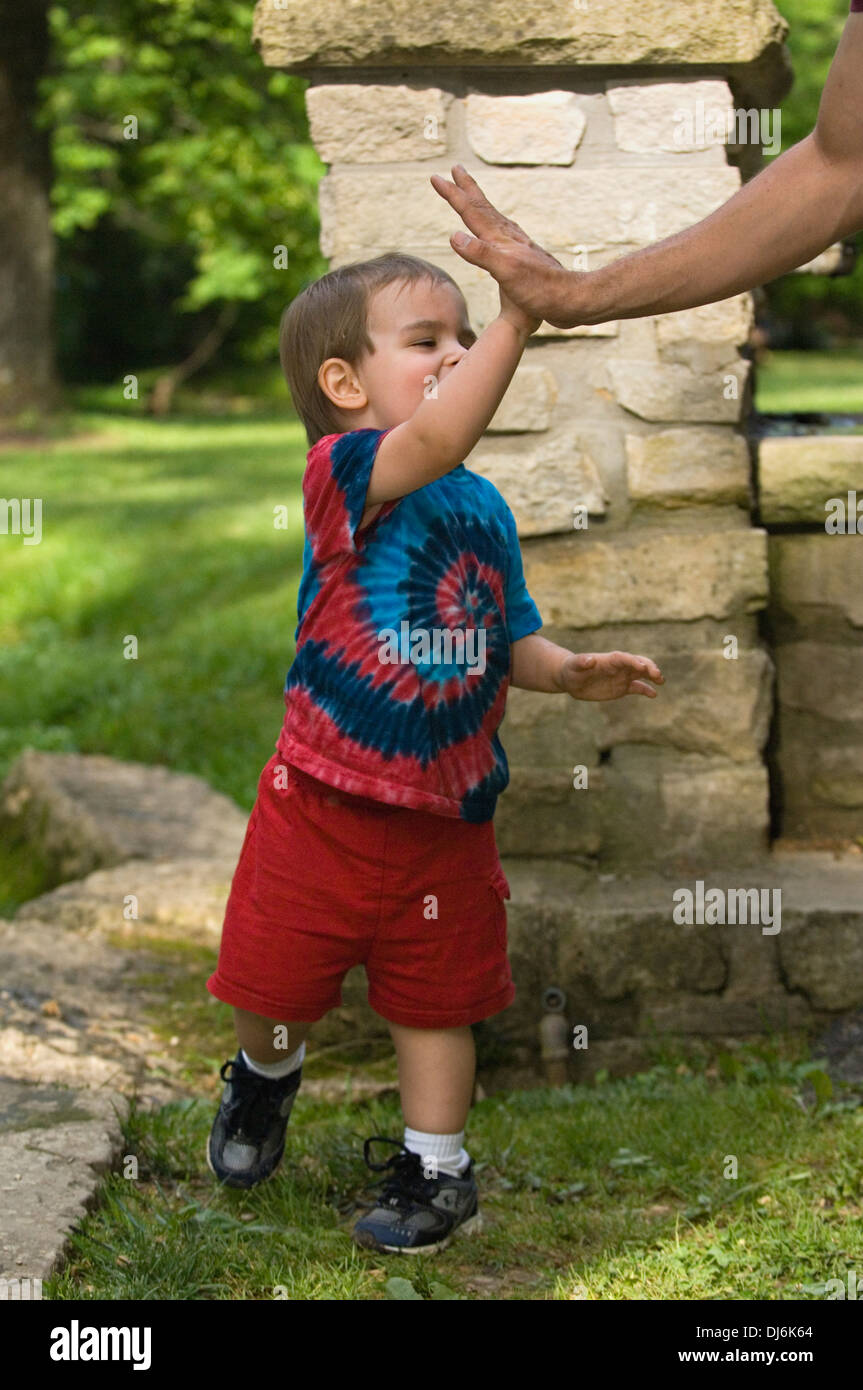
[431,12,863,325]
[429,164,582,329]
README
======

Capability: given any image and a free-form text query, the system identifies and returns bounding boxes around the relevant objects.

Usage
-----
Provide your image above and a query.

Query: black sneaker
[351,1135,483,1254]
[206,1050,302,1188]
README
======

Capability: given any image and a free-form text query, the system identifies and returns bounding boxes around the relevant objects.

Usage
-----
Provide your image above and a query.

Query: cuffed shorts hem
[205,973,334,1024]
[368,982,516,1030]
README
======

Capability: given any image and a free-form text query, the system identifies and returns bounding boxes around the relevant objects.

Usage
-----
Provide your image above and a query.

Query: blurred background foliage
[761,0,863,348]
[32,0,860,402]
[37,0,326,399]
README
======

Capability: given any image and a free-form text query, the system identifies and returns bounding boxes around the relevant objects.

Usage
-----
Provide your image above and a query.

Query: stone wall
[107,0,859,1079]
[1,3,855,1094]
[760,437,863,843]
[254,0,796,872]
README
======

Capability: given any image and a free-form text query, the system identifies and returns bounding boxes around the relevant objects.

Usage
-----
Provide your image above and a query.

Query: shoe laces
[362,1135,439,1210]
[219,1058,292,1141]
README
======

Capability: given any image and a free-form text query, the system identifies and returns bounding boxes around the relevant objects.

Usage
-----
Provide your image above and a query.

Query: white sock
[241,1041,305,1078]
[403,1126,470,1178]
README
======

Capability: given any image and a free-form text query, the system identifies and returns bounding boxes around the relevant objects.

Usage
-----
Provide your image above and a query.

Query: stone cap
[253,0,792,101]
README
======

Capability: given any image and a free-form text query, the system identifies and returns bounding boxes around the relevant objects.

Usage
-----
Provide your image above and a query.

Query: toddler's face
[352,278,477,429]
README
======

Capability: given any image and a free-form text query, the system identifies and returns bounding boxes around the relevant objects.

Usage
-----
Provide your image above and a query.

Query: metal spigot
[539,986,569,1087]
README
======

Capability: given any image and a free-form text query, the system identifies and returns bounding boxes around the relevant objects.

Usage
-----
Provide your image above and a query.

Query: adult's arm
[430,13,863,326]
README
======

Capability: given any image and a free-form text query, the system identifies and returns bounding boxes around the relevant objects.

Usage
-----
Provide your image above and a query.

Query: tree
[0,0,62,421]
[38,0,325,412]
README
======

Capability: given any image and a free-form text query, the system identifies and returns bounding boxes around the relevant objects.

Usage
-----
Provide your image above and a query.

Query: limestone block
[595,747,770,869]
[15,857,238,945]
[253,1,790,90]
[810,747,863,809]
[486,364,558,432]
[467,432,610,535]
[465,91,587,165]
[318,165,742,260]
[773,717,863,839]
[559,905,728,999]
[626,428,750,507]
[777,642,863,724]
[497,691,604,857]
[305,83,451,163]
[636,991,810,1035]
[0,750,248,883]
[654,295,754,372]
[779,913,863,1010]
[769,534,863,628]
[759,436,863,525]
[657,758,770,861]
[596,648,774,762]
[607,80,733,154]
[523,528,768,625]
[609,359,750,423]
[502,684,604,766]
[494,767,601,857]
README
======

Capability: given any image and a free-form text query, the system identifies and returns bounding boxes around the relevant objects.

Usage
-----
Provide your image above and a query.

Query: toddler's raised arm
[365,307,535,507]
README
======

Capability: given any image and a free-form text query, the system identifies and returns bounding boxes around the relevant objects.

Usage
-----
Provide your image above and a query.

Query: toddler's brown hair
[279,253,464,446]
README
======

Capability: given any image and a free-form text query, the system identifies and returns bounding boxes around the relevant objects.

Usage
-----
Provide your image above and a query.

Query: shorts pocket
[488,869,510,952]
[490,864,511,902]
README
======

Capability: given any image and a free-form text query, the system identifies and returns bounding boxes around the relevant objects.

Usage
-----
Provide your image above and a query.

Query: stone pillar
[253,0,790,878]
[760,438,863,842]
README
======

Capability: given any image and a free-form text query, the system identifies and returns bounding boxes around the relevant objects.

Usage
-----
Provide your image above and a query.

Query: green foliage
[775,0,848,152]
[38,1,326,372]
[766,1,863,343]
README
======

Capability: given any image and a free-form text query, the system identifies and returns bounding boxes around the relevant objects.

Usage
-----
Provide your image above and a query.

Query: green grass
[755,348,863,416]
[5,394,863,1299]
[43,1040,862,1301]
[0,401,308,832]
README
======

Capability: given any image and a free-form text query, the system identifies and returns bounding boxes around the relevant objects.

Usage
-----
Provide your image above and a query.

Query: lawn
[3,383,862,1300]
[43,1039,863,1301]
[755,348,863,416]
[0,395,308,914]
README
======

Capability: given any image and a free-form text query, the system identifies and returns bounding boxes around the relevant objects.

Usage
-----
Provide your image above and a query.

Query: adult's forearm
[568,134,862,325]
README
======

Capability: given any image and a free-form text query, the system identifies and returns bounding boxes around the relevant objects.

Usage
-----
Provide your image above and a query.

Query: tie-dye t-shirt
[275,427,543,822]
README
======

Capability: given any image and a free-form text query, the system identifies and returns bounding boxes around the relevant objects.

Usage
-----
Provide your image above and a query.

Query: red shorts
[206,753,515,1029]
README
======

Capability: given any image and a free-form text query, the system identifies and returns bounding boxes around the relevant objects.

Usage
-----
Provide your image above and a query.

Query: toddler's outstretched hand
[558,651,664,701]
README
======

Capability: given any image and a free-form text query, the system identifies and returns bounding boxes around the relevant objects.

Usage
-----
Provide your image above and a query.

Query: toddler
[205,251,663,1254]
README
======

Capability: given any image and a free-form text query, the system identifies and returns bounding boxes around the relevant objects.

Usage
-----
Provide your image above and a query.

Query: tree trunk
[147,301,240,416]
[0,0,61,420]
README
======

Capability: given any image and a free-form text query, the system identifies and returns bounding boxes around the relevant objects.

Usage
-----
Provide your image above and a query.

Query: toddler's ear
[318,357,368,413]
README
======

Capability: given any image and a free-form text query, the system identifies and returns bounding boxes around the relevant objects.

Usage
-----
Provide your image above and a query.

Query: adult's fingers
[430,164,532,246]
[448,229,508,277]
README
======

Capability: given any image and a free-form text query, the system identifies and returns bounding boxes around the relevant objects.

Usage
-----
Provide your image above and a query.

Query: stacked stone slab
[760,437,863,841]
[246,0,863,1076]
[253,0,792,872]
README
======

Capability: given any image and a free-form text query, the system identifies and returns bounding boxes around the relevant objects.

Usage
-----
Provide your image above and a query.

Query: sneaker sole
[205,1132,285,1189]
[353,1208,483,1256]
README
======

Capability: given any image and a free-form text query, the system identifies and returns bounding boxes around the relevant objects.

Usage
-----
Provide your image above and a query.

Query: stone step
[15,856,239,944]
[484,847,863,1084]
[0,1077,128,1283]
[1,749,248,882]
